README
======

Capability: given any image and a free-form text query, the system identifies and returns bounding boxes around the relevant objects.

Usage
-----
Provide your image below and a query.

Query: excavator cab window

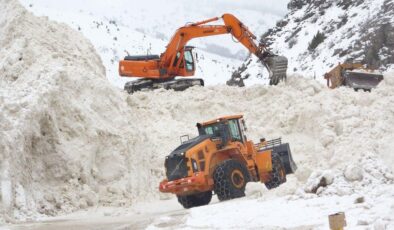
[184,50,194,72]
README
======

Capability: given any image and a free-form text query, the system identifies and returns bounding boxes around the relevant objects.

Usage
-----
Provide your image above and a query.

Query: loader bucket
[272,143,297,174]
[262,56,288,85]
[344,71,383,91]
[259,138,297,174]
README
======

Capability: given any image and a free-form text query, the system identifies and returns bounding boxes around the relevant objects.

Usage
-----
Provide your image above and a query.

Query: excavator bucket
[343,71,384,91]
[262,56,288,85]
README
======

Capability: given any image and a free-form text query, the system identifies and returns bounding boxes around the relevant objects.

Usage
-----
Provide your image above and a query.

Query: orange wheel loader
[119,14,288,93]
[159,115,297,208]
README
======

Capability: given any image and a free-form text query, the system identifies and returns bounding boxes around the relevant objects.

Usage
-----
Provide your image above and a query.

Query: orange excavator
[119,14,288,93]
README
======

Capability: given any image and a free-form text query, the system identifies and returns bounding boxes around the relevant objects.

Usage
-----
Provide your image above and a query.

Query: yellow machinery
[324,63,383,91]
[159,115,297,208]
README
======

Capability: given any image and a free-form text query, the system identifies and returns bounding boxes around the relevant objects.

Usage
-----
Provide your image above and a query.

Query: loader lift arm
[119,14,287,93]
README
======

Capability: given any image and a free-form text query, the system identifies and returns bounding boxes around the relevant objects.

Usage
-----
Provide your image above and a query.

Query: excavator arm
[160,14,285,79]
[162,15,263,66]
[119,13,288,93]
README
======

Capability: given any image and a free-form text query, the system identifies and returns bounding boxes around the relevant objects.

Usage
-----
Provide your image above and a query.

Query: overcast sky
[208,0,291,16]
[25,0,290,18]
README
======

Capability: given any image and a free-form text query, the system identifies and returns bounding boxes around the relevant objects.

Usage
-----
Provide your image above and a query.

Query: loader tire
[213,159,250,201]
[176,191,212,209]
[265,153,286,190]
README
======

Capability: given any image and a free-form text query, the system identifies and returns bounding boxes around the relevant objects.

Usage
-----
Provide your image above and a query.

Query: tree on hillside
[308,31,326,51]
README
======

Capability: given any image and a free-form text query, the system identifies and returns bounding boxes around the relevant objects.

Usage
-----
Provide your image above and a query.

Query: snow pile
[1,0,393,225]
[146,75,394,229]
[0,0,161,223]
[140,75,394,229]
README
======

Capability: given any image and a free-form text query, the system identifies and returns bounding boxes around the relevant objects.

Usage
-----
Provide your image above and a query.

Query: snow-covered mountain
[1,1,394,228]
[263,0,394,77]
[19,0,289,87]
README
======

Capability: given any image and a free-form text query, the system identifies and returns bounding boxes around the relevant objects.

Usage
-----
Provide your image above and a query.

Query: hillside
[240,0,394,82]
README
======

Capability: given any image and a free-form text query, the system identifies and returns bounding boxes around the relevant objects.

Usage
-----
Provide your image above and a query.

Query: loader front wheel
[213,159,250,201]
[265,153,287,190]
[177,191,212,209]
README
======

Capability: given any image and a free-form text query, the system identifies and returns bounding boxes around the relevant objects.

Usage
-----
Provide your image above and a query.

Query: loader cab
[197,115,247,146]
[174,46,196,76]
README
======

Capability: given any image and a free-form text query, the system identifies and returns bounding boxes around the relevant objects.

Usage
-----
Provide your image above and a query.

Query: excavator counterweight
[119,14,288,93]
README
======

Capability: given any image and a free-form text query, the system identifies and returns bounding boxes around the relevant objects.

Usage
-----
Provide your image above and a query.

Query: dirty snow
[1,0,394,229]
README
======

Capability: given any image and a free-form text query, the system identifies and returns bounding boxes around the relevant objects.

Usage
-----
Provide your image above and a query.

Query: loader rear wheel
[176,191,212,209]
[213,159,250,201]
[265,153,286,190]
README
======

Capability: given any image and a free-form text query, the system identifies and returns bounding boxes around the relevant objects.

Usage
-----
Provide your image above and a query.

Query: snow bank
[134,72,394,197]
[0,0,393,224]
[0,0,161,222]
[147,73,394,229]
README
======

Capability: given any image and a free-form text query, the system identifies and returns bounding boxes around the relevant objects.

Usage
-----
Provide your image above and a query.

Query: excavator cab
[174,46,195,76]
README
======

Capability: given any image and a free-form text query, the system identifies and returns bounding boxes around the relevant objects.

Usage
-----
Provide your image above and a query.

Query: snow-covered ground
[19,0,289,87]
[1,1,394,229]
[5,183,394,229]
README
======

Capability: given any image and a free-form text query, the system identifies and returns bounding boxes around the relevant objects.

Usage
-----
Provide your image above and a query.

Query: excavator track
[262,55,288,85]
[124,78,204,94]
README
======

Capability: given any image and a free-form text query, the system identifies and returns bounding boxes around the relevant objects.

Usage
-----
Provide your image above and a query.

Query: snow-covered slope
[240,0,394,82]
[266,0,394,76]
[19,0,289,87]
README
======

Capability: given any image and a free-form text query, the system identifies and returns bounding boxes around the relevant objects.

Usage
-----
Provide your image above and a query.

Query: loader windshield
[201,120,242,142]
[202,124,221,137]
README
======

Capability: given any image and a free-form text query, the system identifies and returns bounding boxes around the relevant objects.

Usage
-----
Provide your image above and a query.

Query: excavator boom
[119,14,288,93]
